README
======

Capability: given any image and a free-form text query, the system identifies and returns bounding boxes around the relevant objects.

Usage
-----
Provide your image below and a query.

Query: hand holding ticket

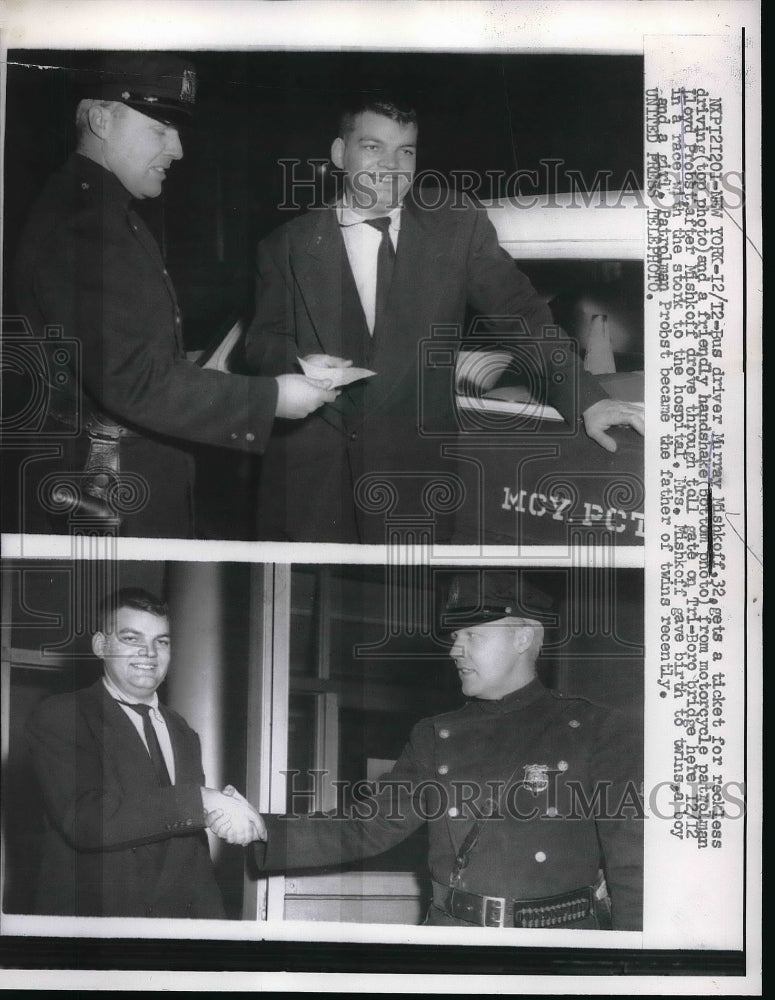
[299,354,376,388]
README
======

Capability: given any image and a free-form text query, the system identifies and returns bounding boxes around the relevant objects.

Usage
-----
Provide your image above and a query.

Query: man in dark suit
[11,53,336,538]
[244,95,645,543]
[215,572,644,930]
[25,588,261,918]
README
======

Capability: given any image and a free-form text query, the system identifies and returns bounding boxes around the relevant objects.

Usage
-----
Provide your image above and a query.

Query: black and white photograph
[2,559,644,927]
[2,46,645,545]
[0,0,760,995]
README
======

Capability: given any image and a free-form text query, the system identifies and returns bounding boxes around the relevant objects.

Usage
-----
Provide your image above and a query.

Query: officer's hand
[582,398,645,453]
[302,354,353,369]
[275,374,339,419]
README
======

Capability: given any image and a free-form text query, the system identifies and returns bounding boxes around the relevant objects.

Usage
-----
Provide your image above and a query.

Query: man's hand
[302,354,353,369]
[582,398,645,453]
[201,786,266,845]
[275,374,339,419]
[221,785,268,842]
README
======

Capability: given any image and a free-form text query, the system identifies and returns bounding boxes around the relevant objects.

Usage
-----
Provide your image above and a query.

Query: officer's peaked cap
[78,52,196,129]
[440,570,556,633]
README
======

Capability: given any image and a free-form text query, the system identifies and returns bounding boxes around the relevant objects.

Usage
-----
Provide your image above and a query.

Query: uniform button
[162,269,168,276]
[350,432,358,441]
[439,728,450,739]
[438,765,449,776]
[245,432,255,442]
[534,851,547,863]
[447,807,459,818]
[568,719,580,729]
[557,760,569,772]
[545,806,558,818]
[230,432,238,440]
[81,182,89,190]
[185,818,193,826]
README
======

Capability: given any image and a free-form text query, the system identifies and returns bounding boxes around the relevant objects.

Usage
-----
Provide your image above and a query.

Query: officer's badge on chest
[523,763,551,795]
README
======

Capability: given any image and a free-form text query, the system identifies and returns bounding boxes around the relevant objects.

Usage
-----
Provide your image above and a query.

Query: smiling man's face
[331,110,417,217]
[93,606,171,703]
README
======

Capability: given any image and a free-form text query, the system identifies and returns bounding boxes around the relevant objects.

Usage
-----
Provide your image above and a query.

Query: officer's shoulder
[548,688,622,723]
[414,702,470,731]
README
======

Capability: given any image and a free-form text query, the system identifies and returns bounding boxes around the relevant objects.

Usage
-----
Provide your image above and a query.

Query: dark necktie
[364,216,395,335]
[119,702,172,787]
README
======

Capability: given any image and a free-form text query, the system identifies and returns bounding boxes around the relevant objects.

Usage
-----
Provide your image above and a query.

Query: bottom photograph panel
[1,560,643,932]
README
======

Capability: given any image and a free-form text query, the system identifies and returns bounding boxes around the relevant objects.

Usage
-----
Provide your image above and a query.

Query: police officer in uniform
[12,53,336,537]
[214,571,644,930]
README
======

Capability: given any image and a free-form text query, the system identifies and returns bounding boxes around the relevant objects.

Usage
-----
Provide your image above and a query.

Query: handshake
[200,785,267,845]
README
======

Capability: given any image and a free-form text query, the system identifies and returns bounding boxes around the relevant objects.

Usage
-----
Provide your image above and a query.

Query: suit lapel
[288,208,344,357]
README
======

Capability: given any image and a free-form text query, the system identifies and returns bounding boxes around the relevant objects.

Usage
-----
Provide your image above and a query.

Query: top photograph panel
[2,50,644,545]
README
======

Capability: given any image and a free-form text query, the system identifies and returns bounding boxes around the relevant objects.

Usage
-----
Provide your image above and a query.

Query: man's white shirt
[103,675,176,783]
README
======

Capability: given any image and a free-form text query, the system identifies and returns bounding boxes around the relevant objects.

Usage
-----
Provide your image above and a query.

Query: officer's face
[102,104,183,199]
[331,111,417,217]
[93,606,171,703]
[449,622,532,700]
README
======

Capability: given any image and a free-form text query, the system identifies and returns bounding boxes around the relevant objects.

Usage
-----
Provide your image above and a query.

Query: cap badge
[180,68,197,103]
[523,763,551,796]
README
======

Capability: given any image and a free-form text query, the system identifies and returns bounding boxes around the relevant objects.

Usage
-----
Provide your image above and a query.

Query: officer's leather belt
[432,880,596,928]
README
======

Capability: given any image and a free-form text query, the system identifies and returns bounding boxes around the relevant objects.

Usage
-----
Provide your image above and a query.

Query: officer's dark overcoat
[257,679,643,930]
[13,153,278,537]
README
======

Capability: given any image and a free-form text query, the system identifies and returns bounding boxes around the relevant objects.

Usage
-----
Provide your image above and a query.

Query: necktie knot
[120,701,152,718]
[363,216,392,236]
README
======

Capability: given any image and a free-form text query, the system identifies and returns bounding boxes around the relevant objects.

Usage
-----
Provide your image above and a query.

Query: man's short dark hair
[97,588,169,633]
[338,94,418,138]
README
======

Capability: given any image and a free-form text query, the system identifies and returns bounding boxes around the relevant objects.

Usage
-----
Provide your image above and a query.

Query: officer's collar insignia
[180,69,197,103]
[523,763,551,795]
